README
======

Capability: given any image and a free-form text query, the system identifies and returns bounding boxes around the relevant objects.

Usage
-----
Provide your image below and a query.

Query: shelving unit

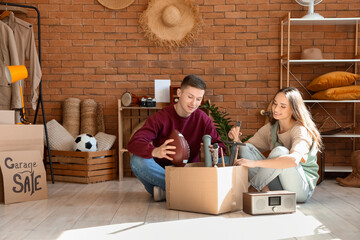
[286,59,360,64]
[117,99,166,180]
[280,12,360,89]
[170,85,180,104]
[280,12,360,174]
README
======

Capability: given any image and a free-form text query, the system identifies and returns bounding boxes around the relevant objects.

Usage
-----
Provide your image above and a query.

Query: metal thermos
[212,143,219,167]
[202,135,212,167]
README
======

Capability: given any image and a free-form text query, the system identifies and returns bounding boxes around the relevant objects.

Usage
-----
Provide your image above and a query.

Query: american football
[167,129,190,167]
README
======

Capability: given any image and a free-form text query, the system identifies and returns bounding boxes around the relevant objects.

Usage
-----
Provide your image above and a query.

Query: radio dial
[272,206,279,213]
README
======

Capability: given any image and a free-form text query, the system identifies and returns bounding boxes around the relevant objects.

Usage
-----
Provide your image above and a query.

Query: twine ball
[62,97,81,138]
[96,103,106,133]
[80,99,98,136]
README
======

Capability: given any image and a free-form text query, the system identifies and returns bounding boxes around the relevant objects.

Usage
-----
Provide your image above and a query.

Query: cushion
[312,85,360,100]
[95,132,116,151]
[46,119,74,151]
[306,71,360,92]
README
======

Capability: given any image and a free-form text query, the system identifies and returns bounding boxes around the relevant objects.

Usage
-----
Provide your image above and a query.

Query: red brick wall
[5,0,360,167]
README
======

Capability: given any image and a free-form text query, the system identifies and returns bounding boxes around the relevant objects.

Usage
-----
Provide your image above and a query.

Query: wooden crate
[46,150,117,184]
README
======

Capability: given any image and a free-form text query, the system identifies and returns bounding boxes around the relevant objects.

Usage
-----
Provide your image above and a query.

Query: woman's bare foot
[261,185,270,192]
[248,185,270,192]
[248,185,258,192]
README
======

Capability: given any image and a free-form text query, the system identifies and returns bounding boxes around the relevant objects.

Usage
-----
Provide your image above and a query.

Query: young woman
[229,87,322,202]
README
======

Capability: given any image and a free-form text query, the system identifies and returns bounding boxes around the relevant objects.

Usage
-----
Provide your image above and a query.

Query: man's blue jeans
[130,155,167,195]
[130,155,228,196]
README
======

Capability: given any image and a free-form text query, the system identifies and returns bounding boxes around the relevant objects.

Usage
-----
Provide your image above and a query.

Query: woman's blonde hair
[269,87,323,150]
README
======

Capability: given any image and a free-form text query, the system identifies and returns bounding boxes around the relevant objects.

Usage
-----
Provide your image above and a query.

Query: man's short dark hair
[181,75,206,90]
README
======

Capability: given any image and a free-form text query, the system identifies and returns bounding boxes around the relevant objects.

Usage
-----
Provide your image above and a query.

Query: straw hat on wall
[97,0,135,10]
[139,0,202,49]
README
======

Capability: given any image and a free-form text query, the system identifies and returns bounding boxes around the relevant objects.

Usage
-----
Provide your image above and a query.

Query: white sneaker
[153,186,166,202]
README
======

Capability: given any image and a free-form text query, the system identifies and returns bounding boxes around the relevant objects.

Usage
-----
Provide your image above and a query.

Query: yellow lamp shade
[5,65,28,84]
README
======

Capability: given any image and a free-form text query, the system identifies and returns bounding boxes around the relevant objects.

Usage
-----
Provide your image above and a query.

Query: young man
[127,75,226,201]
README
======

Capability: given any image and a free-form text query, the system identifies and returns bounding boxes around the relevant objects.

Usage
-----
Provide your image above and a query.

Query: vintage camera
[140,97,156,107]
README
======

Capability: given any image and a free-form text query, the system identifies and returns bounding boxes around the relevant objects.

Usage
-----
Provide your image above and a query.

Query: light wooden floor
[0,178,359,240]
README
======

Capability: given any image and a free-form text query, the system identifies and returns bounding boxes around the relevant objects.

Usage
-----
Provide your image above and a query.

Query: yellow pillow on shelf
[306,71,360,92]
[312,85,360,100]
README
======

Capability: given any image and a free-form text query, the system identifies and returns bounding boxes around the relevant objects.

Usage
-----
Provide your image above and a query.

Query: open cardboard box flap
[0,125,44,155]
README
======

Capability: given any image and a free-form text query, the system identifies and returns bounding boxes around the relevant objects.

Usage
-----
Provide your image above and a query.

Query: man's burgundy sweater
[127,104,226,166]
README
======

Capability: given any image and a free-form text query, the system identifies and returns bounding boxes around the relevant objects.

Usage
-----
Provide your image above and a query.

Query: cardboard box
[166,162,248,215]
[0,125,44,156]
[0,110,15,124]
[0,125,46,204]
[46,150,117,184]
[0,151,47,204]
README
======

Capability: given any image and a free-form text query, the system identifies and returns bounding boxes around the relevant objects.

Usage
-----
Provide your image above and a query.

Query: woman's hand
[151,139,176,161]
[228,126,242,142]
[208,144,214,153]
[200,142,214,153]
[234,158,257,168]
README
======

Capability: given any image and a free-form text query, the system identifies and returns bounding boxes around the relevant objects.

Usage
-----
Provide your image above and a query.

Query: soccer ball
[73,133,97,152]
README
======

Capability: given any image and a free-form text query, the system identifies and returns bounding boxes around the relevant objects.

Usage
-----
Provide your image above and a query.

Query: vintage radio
[243,191,296,215]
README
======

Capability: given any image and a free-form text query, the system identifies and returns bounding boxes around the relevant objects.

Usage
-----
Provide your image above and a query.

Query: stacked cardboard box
[0,110,47,204]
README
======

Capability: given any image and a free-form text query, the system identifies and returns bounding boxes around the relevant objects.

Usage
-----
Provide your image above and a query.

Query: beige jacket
[0,20,21,110]
[5,12,42,110]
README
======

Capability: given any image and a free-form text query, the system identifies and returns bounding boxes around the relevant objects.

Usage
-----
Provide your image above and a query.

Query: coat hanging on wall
[0,20,22,110]
[1,11,42,110]
[139,0,202,49]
